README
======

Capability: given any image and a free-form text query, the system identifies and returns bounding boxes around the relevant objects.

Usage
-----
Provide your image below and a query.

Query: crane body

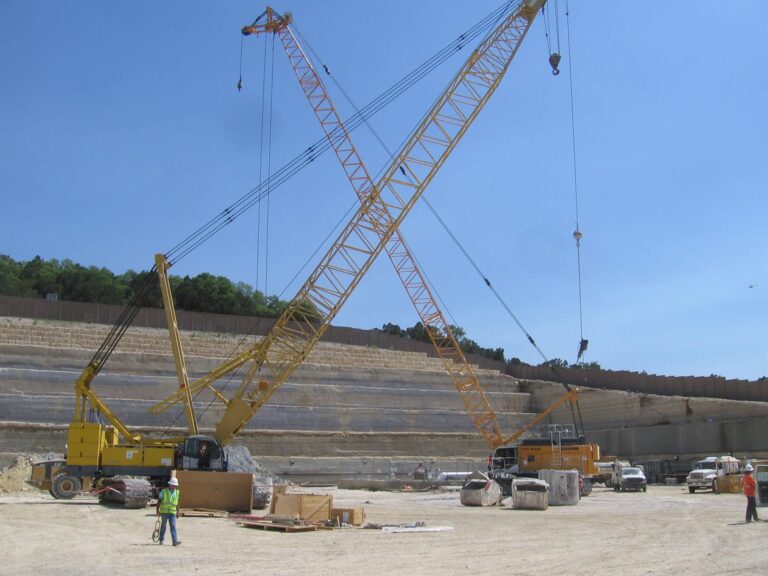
[40,255,228,505]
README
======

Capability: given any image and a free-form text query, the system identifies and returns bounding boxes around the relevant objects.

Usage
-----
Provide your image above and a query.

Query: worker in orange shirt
[743,464,758,523]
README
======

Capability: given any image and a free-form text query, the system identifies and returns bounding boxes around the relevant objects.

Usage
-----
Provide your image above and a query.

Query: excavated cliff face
[1,317,767,485]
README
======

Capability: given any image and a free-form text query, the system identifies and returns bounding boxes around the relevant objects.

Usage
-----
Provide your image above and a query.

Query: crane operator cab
[180,436,227,471]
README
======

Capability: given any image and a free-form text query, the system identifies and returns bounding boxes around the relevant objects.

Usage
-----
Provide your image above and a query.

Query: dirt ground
[1,482,766,576]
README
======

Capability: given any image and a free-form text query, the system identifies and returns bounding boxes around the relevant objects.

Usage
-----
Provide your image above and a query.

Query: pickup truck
[613,466,647,492]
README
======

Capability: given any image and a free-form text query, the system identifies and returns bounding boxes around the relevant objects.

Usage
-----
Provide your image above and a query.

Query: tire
[51,474,81,500]
[688,486,696,494]
[712,481,718,495]
[642,486,647,492]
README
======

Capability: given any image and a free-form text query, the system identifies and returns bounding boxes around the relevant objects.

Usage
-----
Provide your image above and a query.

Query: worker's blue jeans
[159,513,178,544]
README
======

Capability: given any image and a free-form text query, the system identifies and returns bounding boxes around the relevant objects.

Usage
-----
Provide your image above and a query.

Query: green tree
[21,256,61,297]
[0,255,32,296]
[381,322,406,337]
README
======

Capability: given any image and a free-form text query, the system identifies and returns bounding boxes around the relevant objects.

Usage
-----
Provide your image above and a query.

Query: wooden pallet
[238,520,319,533]
[179,508,229,518]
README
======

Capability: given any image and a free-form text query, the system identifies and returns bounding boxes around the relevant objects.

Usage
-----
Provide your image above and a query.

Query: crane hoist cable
[264,33,276,297]
[255,33,277,295]
[564,0,588,366]
[542,0,562,74]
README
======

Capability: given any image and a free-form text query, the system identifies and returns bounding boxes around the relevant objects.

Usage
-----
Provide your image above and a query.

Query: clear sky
[2,1,766,380]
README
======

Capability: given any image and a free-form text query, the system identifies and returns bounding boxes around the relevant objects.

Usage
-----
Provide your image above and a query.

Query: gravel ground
[1,484,766,576]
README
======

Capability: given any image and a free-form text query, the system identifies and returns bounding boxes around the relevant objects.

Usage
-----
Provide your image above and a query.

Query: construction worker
[198,442,210,469]
[743,464,758,523]
[156,477,181,545]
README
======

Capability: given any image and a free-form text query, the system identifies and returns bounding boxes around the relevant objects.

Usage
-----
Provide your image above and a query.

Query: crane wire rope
[265,33,276,296]
[562,0,587,435]
[172,38,284,433]
[255,31,270,292]
[565,0,588,367]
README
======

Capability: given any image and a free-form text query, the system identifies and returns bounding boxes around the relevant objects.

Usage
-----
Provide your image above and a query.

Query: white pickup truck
[685,456,740,493]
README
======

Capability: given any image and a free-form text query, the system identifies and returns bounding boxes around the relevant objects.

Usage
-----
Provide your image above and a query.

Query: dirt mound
[0,456,34,494]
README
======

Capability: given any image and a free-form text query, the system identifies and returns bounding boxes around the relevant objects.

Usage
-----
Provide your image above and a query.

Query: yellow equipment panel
[142,446,175,468]
[67,423,108,466]
[101,445,143,467]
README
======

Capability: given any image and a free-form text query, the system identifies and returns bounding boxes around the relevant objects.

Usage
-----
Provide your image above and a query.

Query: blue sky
[2,1,766,380]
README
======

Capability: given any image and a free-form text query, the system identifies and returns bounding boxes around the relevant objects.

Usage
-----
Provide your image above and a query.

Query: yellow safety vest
[159,488,180,515]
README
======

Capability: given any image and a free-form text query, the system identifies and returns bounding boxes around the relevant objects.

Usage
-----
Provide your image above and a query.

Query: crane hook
[549,52,561,75]
[573,228,582,247]
[576,338,589,361]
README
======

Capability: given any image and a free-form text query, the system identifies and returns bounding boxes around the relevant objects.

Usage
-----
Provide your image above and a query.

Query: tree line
[0,255,289,318]
[0,255,510,362]
[379,322,505,363]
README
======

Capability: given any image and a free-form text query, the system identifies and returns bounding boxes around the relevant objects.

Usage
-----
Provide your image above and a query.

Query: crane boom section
[242,8,503,445]
[155,253,198,436]
[153,0,544,445]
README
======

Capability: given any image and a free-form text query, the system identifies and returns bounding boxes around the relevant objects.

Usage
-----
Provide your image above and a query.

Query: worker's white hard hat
[745,464,754,472]
[169,477,179,486]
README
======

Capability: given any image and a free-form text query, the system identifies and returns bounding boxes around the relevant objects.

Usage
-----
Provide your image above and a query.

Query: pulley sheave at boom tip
[242,7,291,37]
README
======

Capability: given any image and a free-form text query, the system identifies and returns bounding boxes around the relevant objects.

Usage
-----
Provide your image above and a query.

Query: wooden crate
[716,474,743,494]
[331,507,365,526]
[272,493,333,521]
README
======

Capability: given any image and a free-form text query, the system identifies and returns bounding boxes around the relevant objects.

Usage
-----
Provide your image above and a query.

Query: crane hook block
[577,338,589,360]
[549,52,561,75]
